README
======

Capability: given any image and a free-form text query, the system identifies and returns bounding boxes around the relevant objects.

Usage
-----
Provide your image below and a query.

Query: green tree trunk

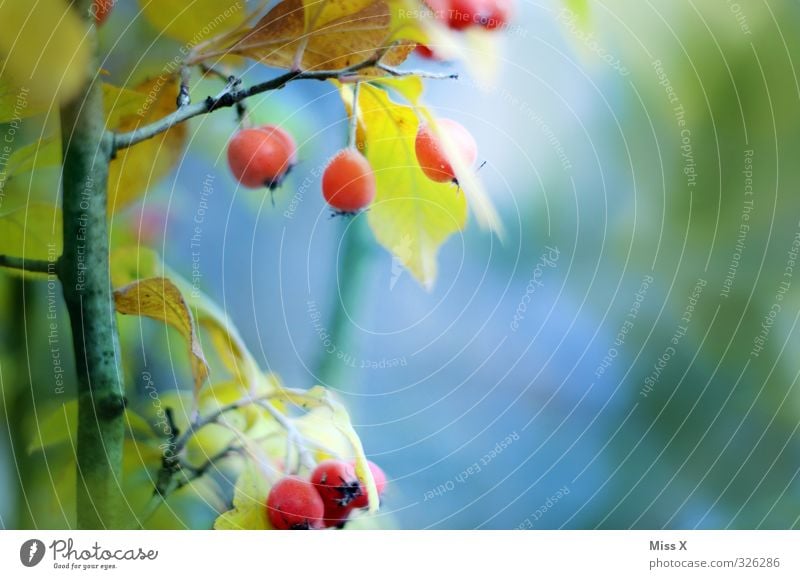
[58,0,125,529]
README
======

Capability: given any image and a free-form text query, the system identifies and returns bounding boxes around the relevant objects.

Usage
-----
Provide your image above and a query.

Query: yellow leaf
[105,77,188,213]
[224,0,402,71]
[114,277,210,393]
[0,0,90,108]
[172,272,268,395]
[138,0,247,46]
[0,203,61,278]
[280,385,379,512]
[343,82,467,287]
[214,460,273,529]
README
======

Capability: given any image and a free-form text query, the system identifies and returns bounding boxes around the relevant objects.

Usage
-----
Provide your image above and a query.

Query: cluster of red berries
[266,459,387,530]
[226,118,478,214]
[416,0,514,59]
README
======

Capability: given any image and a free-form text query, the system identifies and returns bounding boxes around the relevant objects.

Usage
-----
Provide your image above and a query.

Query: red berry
[323,502,356,529]
[92,0,113,25]
[480,0,512,29]
[349,460,387,509]
[227,126,296,189]
[266,476,324,530]
[415,118,478,183]
[415,44,439,60]
[446,0,485,30]
[321,149,376,213]
[266,124,298,165]
[311,460,363,507]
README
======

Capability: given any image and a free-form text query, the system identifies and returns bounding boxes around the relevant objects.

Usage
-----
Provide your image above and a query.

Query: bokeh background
[2,0,800,529]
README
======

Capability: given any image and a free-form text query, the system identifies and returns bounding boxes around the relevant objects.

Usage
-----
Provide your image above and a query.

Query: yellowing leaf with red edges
[137,0,247,46]
[104,78,188,213]
[340,82,467,287]
[0,0,89,108]
[225,0,403,71]
[114,277,210,393]
[214,460,273,530]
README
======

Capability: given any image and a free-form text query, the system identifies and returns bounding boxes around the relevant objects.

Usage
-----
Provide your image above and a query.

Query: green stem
[58,0,125,529]
[0,255,51,274]
[315,217,374,389]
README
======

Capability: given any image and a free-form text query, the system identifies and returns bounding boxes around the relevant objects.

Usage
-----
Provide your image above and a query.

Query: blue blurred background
[3,0,800,529]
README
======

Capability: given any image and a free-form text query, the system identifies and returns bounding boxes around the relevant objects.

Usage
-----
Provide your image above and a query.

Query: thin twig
[112,57,382,152]
[0,255,53,274]
[171,394,270,453]
[378,64,459,80]
[348,81,361,149]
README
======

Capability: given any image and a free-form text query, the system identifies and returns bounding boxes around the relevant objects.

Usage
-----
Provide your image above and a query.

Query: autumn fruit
[321,502,356,529]
[311,460,363,507]
[227,126,296,189]
[266,476,325,530]
[349,460,388,509]
[480,0,513,29]
[415,118,478,183]
[311,460,363,528]
[92,0,113,25]
[415,44,445,60]
[321,148,377,213]
[446,0,488,30]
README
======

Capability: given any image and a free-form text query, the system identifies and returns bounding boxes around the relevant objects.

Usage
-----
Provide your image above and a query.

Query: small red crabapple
[349,460,387,509]
[311,460,363,508]
[415,44,440,60]
[227,125,296,189]
[446,0,487,30]
[322,502,356,529]
[266,476,325,530]
[321,148,377,213]
[415,118,478,183]
[93,0,113,25]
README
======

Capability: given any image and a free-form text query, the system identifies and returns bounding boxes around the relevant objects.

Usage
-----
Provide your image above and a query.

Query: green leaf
[0,78,45,123]
[28,401,155,454]
[109,246,162,288]
[114,277,210,393]
[214,460,273,530]
[0,203,61,278]
[3,137,60,176]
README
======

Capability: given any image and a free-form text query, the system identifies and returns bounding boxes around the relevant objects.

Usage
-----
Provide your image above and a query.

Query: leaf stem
[314,217,375,390]
[348,82,361,149]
